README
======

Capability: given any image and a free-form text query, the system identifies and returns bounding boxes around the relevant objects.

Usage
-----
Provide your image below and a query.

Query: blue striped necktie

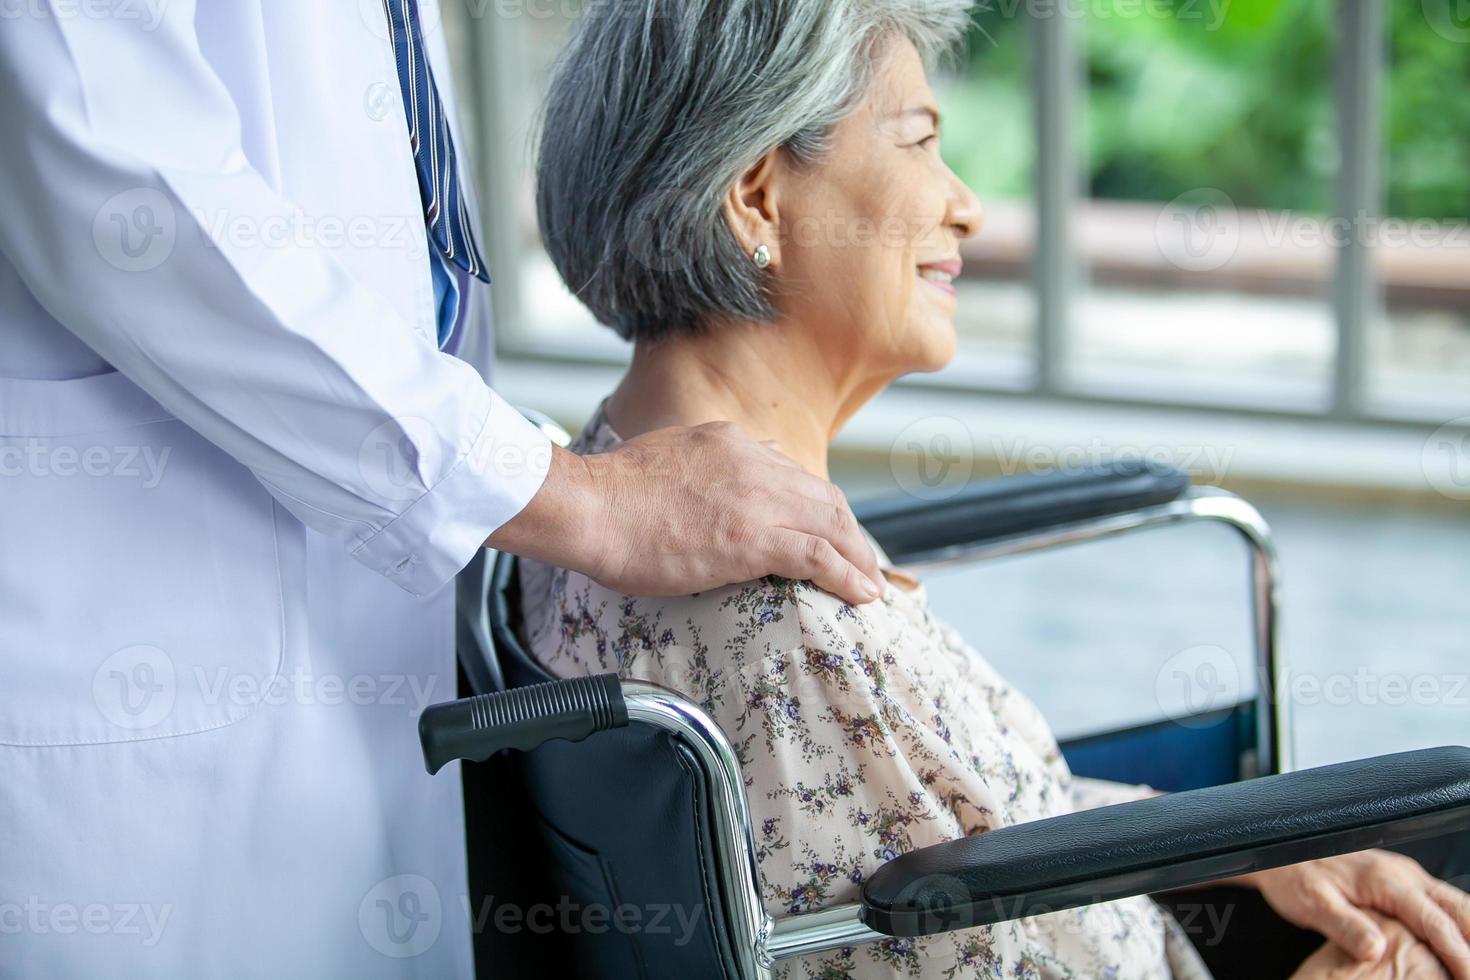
[383,0,489,282]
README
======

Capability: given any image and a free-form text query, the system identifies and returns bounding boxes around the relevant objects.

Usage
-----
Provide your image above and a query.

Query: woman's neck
[604,320,881,481]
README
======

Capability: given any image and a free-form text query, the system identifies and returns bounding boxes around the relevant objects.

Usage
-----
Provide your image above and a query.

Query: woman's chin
[885,348,955,385]
[908,321,959,374]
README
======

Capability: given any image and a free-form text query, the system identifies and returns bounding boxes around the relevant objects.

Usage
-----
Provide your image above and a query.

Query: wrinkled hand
[489,423,886,605]
[1256,851,1470,978]
[1292,912,1449,979]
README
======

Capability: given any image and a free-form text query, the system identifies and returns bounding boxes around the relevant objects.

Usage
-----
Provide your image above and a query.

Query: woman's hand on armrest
[1291,911,1451,979]
[1249,851,1470,978]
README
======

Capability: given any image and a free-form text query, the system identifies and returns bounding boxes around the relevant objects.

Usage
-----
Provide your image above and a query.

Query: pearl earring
[752,244,771,269]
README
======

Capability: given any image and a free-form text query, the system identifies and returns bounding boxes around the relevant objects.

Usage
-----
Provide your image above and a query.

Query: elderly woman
[520,2,1470,977]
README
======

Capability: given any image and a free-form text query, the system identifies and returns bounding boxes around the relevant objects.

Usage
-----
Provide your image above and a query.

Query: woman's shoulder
[517,559,918,686]
[522,561,883,642]
[526,405,928,672]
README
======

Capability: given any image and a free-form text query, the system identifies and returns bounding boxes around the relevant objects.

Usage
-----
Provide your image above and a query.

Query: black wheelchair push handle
[419,673,628,774]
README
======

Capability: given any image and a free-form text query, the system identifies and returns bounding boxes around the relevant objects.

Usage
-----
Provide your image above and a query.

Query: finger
[770,483,884,597]
[1431,880,1470,944]
[1309,887,1388,962]
[761,529,881,605]
[756,440,802,469]
[1377,880,1470,979]
[740,454,883,597]
[777,463,855,503]
[1293,939,1359,977]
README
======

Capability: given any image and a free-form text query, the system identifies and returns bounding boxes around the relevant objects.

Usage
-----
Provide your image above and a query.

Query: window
[935,7,1037,388]
[457,0,1469,429]
[1073,0,1336,410]
[1372,1,1470,414]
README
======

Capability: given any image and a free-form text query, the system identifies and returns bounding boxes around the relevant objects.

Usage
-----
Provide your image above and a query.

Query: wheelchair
[422,414,1470,979]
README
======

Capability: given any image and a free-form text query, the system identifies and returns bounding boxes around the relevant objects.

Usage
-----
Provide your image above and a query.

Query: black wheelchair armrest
[419,673,627,774]
[861,746,1470,937]
[853,458,1191,565]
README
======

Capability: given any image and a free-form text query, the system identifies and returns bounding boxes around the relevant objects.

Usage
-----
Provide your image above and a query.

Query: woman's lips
[917,258,962,296]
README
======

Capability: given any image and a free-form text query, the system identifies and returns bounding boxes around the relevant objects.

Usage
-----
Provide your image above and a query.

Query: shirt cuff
[352,390,554,597]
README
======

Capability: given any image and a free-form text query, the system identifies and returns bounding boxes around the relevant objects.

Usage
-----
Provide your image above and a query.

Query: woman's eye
[914,134,939,150]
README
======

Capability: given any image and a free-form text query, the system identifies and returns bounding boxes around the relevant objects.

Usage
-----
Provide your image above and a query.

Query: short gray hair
[535,0,974,342]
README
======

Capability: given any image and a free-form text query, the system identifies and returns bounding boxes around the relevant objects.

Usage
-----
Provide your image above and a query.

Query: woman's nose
[945,170,984,241]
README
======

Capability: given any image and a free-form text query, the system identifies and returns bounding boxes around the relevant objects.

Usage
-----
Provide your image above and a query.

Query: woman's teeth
[919,268,953,284]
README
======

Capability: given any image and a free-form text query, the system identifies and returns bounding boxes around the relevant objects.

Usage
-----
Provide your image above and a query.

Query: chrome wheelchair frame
[620,486,1288,978]
[427,415,1468,980]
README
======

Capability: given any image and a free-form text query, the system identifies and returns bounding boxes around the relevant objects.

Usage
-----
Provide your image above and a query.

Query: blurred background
[439,0,1469,768]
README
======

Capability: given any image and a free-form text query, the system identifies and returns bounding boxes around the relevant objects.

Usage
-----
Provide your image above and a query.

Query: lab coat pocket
[0,370,287,746]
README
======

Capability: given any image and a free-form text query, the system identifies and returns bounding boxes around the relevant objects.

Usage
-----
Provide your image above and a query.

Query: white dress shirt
[0,3,550,976]
[0,0,551,598]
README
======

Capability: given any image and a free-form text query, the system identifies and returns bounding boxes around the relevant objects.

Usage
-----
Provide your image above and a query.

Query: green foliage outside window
[938,0,1470,221]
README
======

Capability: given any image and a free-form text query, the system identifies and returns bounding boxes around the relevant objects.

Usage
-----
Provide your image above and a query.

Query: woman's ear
[722,151,782,268]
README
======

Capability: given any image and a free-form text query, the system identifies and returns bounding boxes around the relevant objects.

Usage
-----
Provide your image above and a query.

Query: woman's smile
[917,257,962,297]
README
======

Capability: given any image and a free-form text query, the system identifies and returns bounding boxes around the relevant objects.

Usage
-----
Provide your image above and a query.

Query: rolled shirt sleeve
[0,3,550,596]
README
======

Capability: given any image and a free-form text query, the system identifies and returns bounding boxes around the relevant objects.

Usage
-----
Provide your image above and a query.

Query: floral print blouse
[517,406,1213,980]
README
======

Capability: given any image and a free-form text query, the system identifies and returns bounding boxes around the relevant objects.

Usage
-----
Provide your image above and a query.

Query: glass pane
[440,3,480,160]
[1370,3,1470,416]
[1074,0,1337,410]
[935,9,1036,386]
[473,6,619,357]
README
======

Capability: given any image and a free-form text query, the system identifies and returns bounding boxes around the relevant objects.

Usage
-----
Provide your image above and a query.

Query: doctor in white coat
[0,2,884,976]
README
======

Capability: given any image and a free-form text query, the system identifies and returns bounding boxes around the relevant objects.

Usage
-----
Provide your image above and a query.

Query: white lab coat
[0,2,552,976]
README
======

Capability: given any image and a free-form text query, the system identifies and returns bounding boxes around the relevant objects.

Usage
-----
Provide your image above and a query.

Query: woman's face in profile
[772,37,984,386]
